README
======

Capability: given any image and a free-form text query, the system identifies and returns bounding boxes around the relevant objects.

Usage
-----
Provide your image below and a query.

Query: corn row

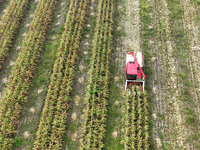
[0,0,29,69]
[0,0,56,149]
[122,86,149,150]
[80,0,113,149]
[34,0,88,149]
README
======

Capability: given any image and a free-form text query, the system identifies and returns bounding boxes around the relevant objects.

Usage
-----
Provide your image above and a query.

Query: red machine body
[125,51,146,91]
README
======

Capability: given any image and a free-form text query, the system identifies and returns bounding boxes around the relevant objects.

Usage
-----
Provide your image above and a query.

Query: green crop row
[0,0,56,149]
[0,0,29,69]
[79,0,113,149]
[122,86,149,150]
[34,0,88,149]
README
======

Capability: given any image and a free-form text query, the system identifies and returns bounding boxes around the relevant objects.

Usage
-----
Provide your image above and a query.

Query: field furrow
[0,0,30,70]
[0,0,56,148]
[80,0,113,149]
[34,0,88,149]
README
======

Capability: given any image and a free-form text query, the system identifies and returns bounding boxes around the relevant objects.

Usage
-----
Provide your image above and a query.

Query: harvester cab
[125,51,146,91]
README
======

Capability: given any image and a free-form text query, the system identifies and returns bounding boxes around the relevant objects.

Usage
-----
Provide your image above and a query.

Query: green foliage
[0,0,57,149]
[34,0,88,149]
[80,0,114,149]
[185,107,198,125]
[13,137,23,147]
[0,0,29,69]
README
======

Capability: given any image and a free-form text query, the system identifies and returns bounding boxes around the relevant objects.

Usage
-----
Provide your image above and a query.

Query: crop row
[79,0,113,149]
[0,0,56,149]
[122,86,149,150]
[0,0,29,69]
[34,0,88,149]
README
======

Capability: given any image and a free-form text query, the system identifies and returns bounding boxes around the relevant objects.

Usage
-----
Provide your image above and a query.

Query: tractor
[125,51,146,91]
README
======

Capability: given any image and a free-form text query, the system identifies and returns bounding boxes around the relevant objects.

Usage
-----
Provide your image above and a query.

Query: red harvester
[125,51,146,91]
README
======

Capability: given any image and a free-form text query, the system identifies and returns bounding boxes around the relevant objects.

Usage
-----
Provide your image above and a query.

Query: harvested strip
[155,0,186,148]
[0,0,56,149]
[122,86,149,150]
[124,0,141,51]
[180,0,200,121]
[80,0,113,149]
[34,0,88,149]
[0,0,29,69]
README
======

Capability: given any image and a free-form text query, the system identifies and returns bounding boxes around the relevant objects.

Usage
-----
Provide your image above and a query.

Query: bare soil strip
[124,0,141,52]
[154,0,187,149]
[180,0,200,120]
[180,0,200,148]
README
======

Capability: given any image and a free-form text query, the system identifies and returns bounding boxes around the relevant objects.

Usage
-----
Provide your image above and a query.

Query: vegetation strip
[34,0,88,149]
[122,86,149,150]
[80,0,113,149]
[0,0,29,69]
[0,0,56,148]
